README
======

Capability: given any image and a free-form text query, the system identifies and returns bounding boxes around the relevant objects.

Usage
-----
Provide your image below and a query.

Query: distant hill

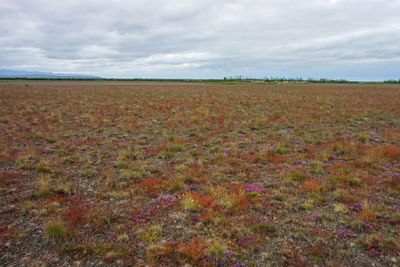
[0,70,101,79]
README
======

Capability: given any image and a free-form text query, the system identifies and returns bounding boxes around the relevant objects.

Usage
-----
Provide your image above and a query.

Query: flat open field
[0,82,399,266]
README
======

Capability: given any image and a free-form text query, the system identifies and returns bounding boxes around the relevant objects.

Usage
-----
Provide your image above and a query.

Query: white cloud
[1,0,400,80]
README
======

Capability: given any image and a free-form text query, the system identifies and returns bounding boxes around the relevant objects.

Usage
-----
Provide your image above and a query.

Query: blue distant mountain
[0,70,101,79]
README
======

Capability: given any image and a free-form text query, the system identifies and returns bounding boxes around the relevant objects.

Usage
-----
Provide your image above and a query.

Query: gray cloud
[1,0,400,80]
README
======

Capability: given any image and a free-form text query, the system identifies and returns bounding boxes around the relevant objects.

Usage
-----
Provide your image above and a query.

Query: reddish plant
[191,193,214,208]
[232,193,249,211]
[63,197,86,228]
[141,178,162,197]
[302,180,322,193]
[360,207,375,222]
[306,244,327,261]
[180,237,206,263]
[382,145,400,160]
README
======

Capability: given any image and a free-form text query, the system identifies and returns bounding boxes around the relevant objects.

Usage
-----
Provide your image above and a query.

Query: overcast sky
[1,0,400,80]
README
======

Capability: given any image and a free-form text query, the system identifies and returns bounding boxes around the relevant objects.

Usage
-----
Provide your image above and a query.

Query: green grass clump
[291,172,306,182]
[36,166,52,173]
[46,221,71,240]
[171,180,186,193]
[208,241,226,259]
[182,197,198,211]
[349,220,363,231]
[115,161,129,169]
[333,189,359,203]
[146,244,167,263]
[274,145,290,155]
[138,225,163,242]
[158,151,174,160]
[119,150,143,160]
[298,203,313,211]
[168,145,184,152]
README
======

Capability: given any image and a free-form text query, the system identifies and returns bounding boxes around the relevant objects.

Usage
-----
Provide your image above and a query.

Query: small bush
[36,166,52,173]
[291,172,306,182]
[171,180,186,193]
[382,145,400,161]
[298,203,313,211]
[333,189,359,203]
[208,240,226,260]
[63,197,86,228]
[115,161,129,169]
[138,225,163,242]
[181,196,199,211]
[146,244,167,263]
[180,237,206,263]
[357,234,384,257]
[46,221,71,241]
[303,180,322,193]
[349,220,363,231]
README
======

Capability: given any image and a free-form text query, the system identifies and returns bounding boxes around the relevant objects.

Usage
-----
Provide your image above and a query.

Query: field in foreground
[0,82,399,266]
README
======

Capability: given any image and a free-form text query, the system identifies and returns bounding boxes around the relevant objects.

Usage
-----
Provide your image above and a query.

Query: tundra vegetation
[0,82,399,266]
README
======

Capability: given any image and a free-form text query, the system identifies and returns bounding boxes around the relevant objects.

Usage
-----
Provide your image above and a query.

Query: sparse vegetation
[0,81,399,266]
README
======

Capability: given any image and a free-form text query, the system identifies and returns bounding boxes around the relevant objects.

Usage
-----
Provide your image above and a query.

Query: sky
[1,0,400,81]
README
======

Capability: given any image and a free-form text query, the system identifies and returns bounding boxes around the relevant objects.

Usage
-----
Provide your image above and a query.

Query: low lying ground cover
[0,82,399,266]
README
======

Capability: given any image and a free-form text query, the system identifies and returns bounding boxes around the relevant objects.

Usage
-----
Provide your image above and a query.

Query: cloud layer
[1,0,400,80]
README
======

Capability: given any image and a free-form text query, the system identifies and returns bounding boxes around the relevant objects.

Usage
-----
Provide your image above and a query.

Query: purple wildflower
[245,183,265,193]
[186,185,198,191]
[367,248,383,258]
[309,213,322,222]
[346,202,362,212]
[225,250,233,258]
[132,211,153,223]
[109,232,116,238]
[362,222,374,231]
[261,216,271,223]
[335,229,356,238]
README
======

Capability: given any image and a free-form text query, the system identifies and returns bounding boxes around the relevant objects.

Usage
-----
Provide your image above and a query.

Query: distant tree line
[383,79,400,84]
[223,76,355,83]
[1,77,398,84]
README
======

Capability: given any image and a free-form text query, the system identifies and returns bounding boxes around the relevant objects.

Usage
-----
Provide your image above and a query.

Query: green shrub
[46,221,71,240]
[208,241,226,259]
[138,225,163,241]
[171,180,186,193]
[36,166,52,173]
[115,161,129,169]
